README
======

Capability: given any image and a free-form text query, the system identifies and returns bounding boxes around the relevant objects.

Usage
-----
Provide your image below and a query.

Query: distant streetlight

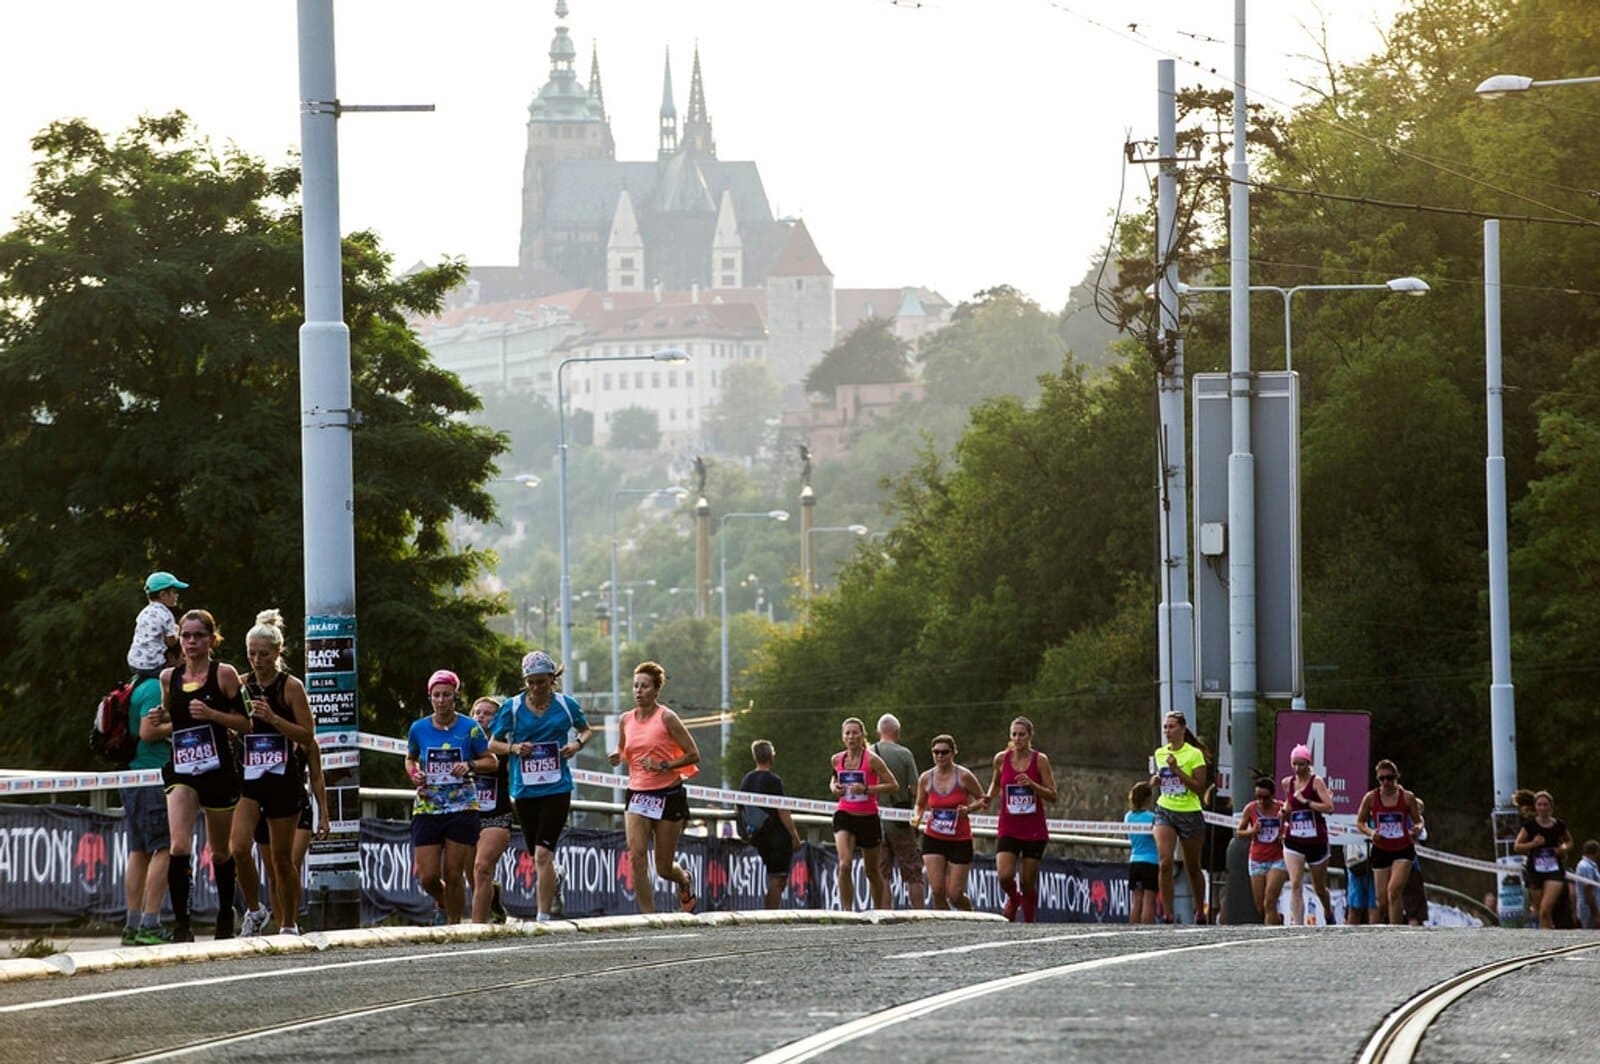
[558,348,688,679]
[719,509,789,785]
[805,524,869,593]
[1161,277,1429,372]
[609,486,686,712]
[1475,73,1600,98]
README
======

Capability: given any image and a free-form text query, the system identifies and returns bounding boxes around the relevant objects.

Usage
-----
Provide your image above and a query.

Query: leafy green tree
[919,287,1070,410]
[802,317,909,399]
[0,114,518,767]
[608,405,660,450]
[705,360,779,458]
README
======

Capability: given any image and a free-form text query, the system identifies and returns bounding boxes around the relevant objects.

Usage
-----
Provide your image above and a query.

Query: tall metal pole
[1484,220,1521,920]
[557,363,575,677]
[1154,58,1196,738]
[296,0,360,930]
[1226,0,1257,802]
[608,537,619,712]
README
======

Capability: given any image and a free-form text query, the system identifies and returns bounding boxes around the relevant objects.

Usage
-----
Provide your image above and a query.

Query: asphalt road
[2,921,1598,1063]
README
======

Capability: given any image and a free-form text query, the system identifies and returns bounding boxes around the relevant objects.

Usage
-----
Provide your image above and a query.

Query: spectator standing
[872,713,924,910]
[1125,782,1158,924]
[1573,840,1599,930]
[128,572,186,678]
[1342,837,1380,926]
[122,676,172,944]
[739,740,804,909]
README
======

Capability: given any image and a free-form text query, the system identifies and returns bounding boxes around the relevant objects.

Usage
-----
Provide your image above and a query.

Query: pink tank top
[621,705,695,790]
[833,748,879,815]
[997,750,1047,841]
[923,770,972,842]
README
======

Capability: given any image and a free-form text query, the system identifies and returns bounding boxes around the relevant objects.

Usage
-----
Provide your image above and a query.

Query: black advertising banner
[1,804,1131,927]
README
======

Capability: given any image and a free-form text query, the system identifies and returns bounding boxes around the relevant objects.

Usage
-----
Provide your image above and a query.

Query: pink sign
[1274,710,1371,819]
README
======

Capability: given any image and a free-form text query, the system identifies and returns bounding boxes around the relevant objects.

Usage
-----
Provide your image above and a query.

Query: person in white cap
[128,571,188,678]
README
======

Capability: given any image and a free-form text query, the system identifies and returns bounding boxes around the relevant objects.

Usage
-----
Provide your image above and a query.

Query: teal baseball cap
[144,571,189,594]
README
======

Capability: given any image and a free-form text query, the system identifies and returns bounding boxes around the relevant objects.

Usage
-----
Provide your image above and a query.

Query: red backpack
[90,678,140,766]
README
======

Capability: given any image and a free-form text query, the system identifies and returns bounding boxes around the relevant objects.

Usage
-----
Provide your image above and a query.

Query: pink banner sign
[1274,710,1371,819]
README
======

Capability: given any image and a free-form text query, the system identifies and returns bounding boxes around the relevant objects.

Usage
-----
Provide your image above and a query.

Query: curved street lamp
[1475,73,1600,98]
[557,348,689,678]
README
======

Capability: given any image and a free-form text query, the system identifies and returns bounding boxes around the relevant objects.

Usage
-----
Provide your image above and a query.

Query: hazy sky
[1,1,1408,309]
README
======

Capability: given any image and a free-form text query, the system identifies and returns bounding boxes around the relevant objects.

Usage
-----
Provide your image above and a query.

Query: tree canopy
[0,113,518,768]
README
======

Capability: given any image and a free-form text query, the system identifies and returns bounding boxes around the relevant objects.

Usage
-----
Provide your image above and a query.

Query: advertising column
[306,615,361,927]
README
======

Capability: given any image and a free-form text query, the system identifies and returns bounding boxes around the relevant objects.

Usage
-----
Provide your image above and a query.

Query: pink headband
[427,669,461,692]
[1290,744,1313,764]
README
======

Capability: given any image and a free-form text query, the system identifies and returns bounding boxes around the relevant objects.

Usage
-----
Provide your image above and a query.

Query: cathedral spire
[659,47,678,159]
[683,42,716,157]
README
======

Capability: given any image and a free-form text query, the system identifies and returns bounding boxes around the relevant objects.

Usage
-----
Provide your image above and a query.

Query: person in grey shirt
[873,713,925,909]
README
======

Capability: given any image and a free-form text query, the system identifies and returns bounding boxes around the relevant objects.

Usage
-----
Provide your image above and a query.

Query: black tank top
[245,671,306,780]
[166,660,237,774]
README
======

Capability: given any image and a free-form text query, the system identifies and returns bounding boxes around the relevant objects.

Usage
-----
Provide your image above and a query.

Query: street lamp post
[804,524,869,594]
[719,510,789,787]
[609,486,687,713]
[558,349,688,682]
[1475,73,1600,98]
[1171,278,1429,372]
[1165,277,1429,711]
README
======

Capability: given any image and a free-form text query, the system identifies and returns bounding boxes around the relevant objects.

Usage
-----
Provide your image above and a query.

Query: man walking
[873,714,924,910]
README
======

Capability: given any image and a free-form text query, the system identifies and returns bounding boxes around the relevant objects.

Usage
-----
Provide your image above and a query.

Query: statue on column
[694,455,708,497]
[798,443,812,488]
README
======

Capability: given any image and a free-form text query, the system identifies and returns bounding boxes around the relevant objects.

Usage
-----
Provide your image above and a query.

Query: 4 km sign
[1274,710,1371,819]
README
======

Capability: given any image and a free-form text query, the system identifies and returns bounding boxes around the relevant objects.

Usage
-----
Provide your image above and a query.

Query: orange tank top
[621,705,697,790]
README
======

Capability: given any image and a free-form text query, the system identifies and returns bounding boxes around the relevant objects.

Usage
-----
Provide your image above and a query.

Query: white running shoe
[239,907,271,937]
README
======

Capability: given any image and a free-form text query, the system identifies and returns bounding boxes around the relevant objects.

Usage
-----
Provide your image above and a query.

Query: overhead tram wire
[1035,0,1600,226]
[1219,174,1600,230]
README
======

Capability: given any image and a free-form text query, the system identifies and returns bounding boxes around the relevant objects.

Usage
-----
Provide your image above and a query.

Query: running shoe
[678,885,697,914]
[239,906,271,937]
[489,883,507,924]
[121,926,140,947]
[550,868,565,917]
[279,926,300,936]
[1002,894,1019,921]
[134,925,176,946]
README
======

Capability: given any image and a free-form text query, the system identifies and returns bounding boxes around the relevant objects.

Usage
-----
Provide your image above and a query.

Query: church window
[621,256,635,270]
[620,274,634,287]
[619,374,628,390]
[602,373,612,391]
[721,256,736,270]
[721,275,736,287]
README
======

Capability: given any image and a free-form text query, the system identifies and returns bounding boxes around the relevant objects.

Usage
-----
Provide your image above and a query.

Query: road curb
[0,910,1000,984]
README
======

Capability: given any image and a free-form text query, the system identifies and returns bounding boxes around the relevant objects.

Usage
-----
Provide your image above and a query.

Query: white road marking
[887,926,1210,959]
[748,937,1285,1063]
[0,934,700,1014]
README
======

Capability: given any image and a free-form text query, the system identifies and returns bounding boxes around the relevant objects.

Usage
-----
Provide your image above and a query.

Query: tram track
[1355,939,1600,1064]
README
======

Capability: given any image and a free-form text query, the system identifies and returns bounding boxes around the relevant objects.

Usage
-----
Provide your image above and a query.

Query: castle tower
[658,48,679,160]
[588,42,616,158]
[764,219,836,391]
[710,189,742,289]
[606,190,645,292]
[683,44,716,157]
[518,0,614,272]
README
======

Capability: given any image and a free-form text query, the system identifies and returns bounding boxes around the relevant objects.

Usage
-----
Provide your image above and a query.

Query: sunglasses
[1377,774,1396,782]
[931,748,953,756]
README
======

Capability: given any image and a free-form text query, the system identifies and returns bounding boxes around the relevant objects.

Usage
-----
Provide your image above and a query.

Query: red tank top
[1243,799,1285,863]
[1369,786,1412,851]
[997,750,1047,841]
[923,769,972,842]
[833,748,879,815]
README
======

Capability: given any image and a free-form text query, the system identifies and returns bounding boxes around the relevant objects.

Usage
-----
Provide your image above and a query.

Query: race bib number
[927,808,959,837]
[519,742,562,787]
[172,726,221,776]
[1005,784,1036,816]
[1289,809,1318,838]
[424,747,463,786]
[1533,850,1559,874]
[838,770,866,802]
[242,733,289,781]
[1257,816,1280,844]
[628,791,666,820]
[474,775,497,809]
[1376,811,1406,840]
[1158,766,1186,798]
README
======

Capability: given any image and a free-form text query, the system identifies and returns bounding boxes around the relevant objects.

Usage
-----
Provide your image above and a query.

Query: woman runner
[986,717,1057,922]
[1236,776,1288,926]
[469,696,515,923]
[493,650,593,922]
[1150,711,1208,924]
[1514,790,1573,930]
[609,661,700,914]
[1354,759,1425,925]
[405,669,495,925]
[913,734,986,911]
[1281,744,1335,926]
[829,717,898,912]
